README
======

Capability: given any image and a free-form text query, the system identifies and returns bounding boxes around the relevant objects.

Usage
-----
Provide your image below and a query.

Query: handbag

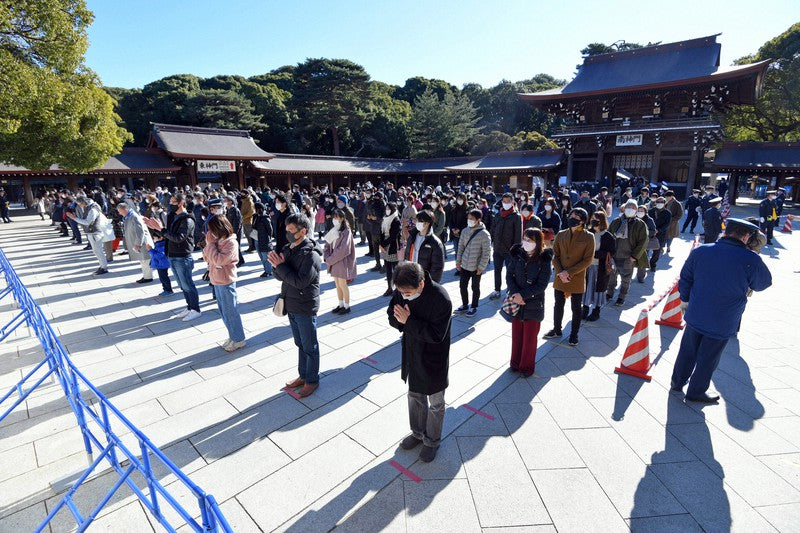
[604,252,615,275]
[647,236,661,250]
[272,296,287,317]
[248,228,258,241]
[499,294,520,323]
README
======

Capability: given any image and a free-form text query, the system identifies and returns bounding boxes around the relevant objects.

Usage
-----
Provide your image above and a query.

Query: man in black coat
[365,191,387,272]
[490,193,522,299]
[702,196,723,244]
[388,262,452,463]
[758,190,779,245]
[682,189,702,233]
[648,197,672,271]
[574,190,598,220]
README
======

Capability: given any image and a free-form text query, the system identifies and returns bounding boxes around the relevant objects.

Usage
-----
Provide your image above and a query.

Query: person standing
[149,235,173,296]
[702,196,723,244]
[0,189,11,223]
[240,190,256,253]
[489,193,522,300]
[403,210,445,282]
[224,195,245,267]
[648,197,672,272]
[252,202,274,277]
[574,190,598,220]
[389,262,452,463]
[582,211,616,322]
[544,208,594,346]
[204,216,247,352]
[270,213,323,398]
[118,201,155,284]
[67,196,109,275]
[636,204,657,283]
[144,193,201,322]
[366,190,387,272]
[380,202,402,296]
[671,219,772,403]
[272,194,292,253]
[454,209,492,317]
[682,189,702,234]
[507,228,552,375]
[758,190,779,246]
[606,200,648,307]
[324,209,357,314]
[663,190,683,252]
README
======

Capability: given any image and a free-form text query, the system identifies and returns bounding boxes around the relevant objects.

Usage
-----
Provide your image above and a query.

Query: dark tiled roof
[711,142,800,171]
[444,150,565,172]
[151,123,275,160]
[251,154,478,174]
[520,35,770,103]
[0,148,179,175]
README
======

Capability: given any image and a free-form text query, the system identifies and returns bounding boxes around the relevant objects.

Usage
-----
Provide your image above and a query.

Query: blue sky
[85,0,798,89]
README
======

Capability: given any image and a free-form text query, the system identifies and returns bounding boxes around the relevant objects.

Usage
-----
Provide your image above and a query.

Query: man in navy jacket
[671,219,772,403]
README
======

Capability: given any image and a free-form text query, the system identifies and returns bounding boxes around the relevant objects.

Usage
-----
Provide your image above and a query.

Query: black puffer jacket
[403,230,445,282]
[275,238,323,316]
[252,213,274,253]
[506,246,553,322]
[491,209,522,254]
[160,212,195,258]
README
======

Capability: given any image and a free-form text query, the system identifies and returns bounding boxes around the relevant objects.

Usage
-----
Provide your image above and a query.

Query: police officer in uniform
[671,218,772,403]
[758,190,779,245]
[702,196,723,243]
[682,189,702,234]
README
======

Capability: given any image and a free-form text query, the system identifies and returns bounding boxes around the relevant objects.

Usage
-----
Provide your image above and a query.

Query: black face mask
[286,230,300,243]
[590,220,600,228]
[568,217,582,228]
[168,204,178,213]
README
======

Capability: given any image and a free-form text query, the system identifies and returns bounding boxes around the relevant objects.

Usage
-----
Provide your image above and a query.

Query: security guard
[702,196,723,243]
[671,218,772,403]
[682,189,702,233]
[758,190,779,245]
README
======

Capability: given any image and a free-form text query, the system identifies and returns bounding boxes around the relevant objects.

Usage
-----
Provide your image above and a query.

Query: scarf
[614,217,629,239]
[323,226,340,245]
[381,211,398,237]
[500,207,515,218]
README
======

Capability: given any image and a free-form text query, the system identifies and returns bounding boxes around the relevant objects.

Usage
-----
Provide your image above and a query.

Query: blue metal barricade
[0,246,231,532]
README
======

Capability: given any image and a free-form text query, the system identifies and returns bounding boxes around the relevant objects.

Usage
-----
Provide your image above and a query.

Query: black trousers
[761,221,774,243]
[553,289,583,336]
[386,261,397,289]
[682,211,699,232]
[459,269,481,308]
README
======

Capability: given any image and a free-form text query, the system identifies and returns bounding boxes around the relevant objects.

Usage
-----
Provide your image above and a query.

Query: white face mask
[275,202,284,211]
[457,199,464,205]
[431,201,439,209]
[502,202,513,210]
[562,200,569,205]
[521,210,530,217]
[415,222,426,232]
[404,291,422,302]
[655,203,665,209]
[385,209,392,216]
[522,240,536,252]
[337,202,345,209]
[467,219,477,228]
[636,211,645,218]
[365,193,372,199]
[624,208,636,217]
[544,204,552,212]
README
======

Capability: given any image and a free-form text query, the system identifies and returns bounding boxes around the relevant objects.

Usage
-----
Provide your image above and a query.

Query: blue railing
[0,246,231,532]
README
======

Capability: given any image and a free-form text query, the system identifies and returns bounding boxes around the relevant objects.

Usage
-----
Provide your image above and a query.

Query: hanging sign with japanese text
[197,160,236,173]
[616,134,643,146]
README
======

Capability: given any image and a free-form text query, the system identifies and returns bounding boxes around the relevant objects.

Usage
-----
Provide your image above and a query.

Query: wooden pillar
[729,172,740,204]
[650,144,662,183]
[594,149,604,182]
[188,164,198,189]
[237,163,245,190]
[287,174,293,191]
[67,175,78,192]
[22,176,34,207]
[566,152,574,186]
[329,175,334,191]
[686,149,701,194]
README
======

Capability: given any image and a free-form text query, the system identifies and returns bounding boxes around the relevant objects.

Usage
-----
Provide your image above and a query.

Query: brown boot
[297,382,319,398]
[285,377,305,388]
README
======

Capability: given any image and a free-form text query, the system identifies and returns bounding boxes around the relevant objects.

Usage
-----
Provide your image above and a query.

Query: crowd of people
[21,176,776,461]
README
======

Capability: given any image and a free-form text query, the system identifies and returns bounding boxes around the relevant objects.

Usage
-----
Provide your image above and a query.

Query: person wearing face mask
[535,189,553,217]
[380,202,403,296]
[662,191,683,253]
[575,191,598,220]
[539,198,561,243]
[252,202,274,277]
[507,228,552,375]
[270,213,323,398]
[699,185,718,214]
[404,210,445,282]
[366,190,387,272]
[427,196,448,251]
[401,194,419,243]
[606,200,649,307]
[647,197,672,272]
[389,261,452,463]
[544,208,594,346]
[489,193,522,300]
[454,209,492,317]
[272,194,291,253]
[353,191,368,246]
[557,194,573,230]
[758,190,779,245]
[682,189,702,234]
[702,196,723,244]
[635,205,657,282]
[582,211,616,322]
[335,194,356,233]
[520,203,542,231]
[323,209,357,314]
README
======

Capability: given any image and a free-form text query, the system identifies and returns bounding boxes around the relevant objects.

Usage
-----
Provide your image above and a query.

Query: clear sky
[84,0,799,90]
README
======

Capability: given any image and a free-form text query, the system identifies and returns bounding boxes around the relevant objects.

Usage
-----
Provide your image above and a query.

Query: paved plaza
[1,204,799,532]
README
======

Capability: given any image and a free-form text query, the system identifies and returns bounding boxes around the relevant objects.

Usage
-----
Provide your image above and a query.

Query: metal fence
[0,246,231,532]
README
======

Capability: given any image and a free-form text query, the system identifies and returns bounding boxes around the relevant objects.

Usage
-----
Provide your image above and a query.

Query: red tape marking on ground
[282,386,302,400]
[389,460,422,483]
[462,404,495,420]
[362,356,378,364]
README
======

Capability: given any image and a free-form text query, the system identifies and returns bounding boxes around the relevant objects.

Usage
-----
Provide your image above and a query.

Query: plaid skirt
[582,264,607,307]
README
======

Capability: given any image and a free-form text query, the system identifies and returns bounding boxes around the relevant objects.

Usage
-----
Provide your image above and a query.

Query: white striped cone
[780,215,793,234]
[655,282,684,329]
[615,309,652,381]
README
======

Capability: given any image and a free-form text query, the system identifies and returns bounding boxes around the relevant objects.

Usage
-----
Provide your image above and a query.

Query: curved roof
[712,142,800,172]
[151,123,275,160]
[444,150,564,173]
[0,148,179,175]
[251,154,479,174]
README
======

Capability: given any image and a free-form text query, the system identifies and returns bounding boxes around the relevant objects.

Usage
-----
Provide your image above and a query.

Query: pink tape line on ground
[282,386,302,400]
[389,460,422,483]
[462,404,495,420]
[362,356,378,364]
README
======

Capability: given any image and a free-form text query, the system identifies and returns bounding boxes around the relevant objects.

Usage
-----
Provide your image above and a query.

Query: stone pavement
[0,204,799,532]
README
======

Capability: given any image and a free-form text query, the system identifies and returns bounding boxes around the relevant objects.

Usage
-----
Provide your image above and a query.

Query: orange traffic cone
[780,214,793,234]
[615,309,652,381]
[655,282,684,329]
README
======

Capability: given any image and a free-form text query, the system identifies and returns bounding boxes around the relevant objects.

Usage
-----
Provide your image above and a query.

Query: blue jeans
[214,283,245,342]
[671,323,729,397]
[168,256,200,312]
[257,251,273,275]
[157,268,172,293]
[288,313,320,384]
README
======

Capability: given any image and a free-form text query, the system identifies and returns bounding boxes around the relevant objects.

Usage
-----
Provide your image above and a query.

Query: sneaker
[453,305,469,315]
[489,291,501,300]
[419,445,439,462]
[614,298,625,307]
[220,339,232,350]
[93,268,108,276]
[369,264,382,272]
[332,306,343,314]
[400,434,423,450]
[181,310,202,322]
[587,308,600,321]
[136,278,154,284]
[174,308,190,318]
[259,271,272,278]
[83,244,92,250]
[543,329,562,339]
[158,291,174,297]
[568,334,579,346]
[338,307,351,314]
[465,308,477,318]
[224,340,247,352]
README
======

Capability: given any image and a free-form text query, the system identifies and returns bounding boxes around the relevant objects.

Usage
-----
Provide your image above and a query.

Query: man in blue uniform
[702,196,723,243]
[758,190,779,245]
[671,219,772,403]
[681,189,702,234]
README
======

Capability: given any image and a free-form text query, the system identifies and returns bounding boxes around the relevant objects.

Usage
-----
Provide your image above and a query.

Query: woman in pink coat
[203,216,246,352]
[323,209,357,315]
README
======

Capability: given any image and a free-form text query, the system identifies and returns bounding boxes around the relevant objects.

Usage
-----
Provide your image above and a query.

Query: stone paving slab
[1,206,800,531]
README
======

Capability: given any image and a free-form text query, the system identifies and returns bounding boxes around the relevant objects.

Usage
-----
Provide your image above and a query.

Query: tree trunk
[331,126,340,156]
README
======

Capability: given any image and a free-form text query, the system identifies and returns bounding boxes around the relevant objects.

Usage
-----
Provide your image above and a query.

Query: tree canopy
[0,0,131,172]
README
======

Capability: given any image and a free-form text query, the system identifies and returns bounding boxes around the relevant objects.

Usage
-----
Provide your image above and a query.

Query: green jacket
[609,216,649,269]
